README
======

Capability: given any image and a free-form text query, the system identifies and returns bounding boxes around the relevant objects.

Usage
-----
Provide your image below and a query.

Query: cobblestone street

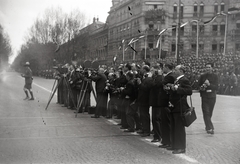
[0,72,239,164]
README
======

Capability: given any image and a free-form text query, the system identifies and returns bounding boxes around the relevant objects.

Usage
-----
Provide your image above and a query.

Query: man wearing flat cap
[21,62,34,100]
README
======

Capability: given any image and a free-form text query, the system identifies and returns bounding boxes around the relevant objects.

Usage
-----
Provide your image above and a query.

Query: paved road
[0,72,239,164]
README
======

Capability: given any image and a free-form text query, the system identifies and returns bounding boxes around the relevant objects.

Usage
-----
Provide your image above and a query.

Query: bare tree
[0,24,12,68]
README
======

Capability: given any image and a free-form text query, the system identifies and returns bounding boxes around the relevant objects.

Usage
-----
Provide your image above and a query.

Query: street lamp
[220,9,240,56]
[220,11,228,56]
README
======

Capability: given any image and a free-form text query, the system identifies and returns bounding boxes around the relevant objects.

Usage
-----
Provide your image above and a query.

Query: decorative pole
[176,0,181,65]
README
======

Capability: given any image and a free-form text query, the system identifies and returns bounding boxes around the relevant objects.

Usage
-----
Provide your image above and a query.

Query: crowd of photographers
[52,60,195,154]
[33,52,240,154]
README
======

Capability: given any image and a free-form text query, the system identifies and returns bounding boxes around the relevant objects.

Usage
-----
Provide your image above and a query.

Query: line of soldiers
[55,60,194,154]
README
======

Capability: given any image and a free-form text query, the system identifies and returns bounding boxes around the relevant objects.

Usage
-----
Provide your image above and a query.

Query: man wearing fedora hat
[21,62,34,100]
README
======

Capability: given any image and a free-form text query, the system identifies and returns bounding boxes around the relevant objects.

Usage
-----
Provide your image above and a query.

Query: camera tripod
[45,75,77,111]
[75,79,96,117]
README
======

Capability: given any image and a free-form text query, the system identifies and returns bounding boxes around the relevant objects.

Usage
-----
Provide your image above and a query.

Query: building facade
[76,0,240,63]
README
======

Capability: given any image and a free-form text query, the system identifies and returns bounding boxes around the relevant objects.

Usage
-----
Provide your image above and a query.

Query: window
[237,23,240,29]
[172,25,177,36]
[149,24,154,30]
[213,25,218,35]
[221,3,225,12]
[236,43,240,51]
[214,4,218,13]
[180,26,184,36]
[192,44,197,50]
[174,5,177,13]
[148,43,153,49]
[180,5,184,18]
[219,44,224,52]
[172,44,176,52]
[200,5,204,16]
[194,5,198,12]
[192,25,197,32]
[212,44,217,51]
[199,44,204,50]
[220,24,225,35]
[193,3,198,17]
[154,5,157,9]
[200,25,205,34]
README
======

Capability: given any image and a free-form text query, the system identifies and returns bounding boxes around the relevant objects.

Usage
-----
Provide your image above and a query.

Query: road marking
[33,82,56,96]
[175,154,199,163]
[107,119,118,125]
[107,119,200,164]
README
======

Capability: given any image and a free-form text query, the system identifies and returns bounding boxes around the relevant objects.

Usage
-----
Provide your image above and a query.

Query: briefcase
[181,107,197,127]
[181,96,197,127]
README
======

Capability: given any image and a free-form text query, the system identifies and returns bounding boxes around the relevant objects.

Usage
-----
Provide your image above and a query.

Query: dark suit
[149,74,163,140]
[90,73,108,117]
[137,76,152,134]
[116,74,128,127]
[198,72,218,131]
[169,75,192,150]
[122,80,139,131]
[159,72,175,145]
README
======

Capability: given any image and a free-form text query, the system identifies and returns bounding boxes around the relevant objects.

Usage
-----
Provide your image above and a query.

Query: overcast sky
[0,0,112,64]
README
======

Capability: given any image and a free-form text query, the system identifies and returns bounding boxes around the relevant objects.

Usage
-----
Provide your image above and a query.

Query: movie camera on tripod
[45,60,100,118]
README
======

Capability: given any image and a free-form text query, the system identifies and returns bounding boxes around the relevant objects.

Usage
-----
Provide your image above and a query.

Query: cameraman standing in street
[198,63,218,135]
[89,67,108,118]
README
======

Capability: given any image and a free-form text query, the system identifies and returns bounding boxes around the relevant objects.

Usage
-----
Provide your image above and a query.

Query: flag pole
[196,20,199,58]
[159,35,162,59]
[223,13,228,56]
[123,42,125,61]
[176,0,181,64]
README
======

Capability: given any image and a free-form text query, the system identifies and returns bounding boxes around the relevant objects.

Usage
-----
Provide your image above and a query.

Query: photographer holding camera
[167,65,192,154]
[89,67,108,118]
[198,63,218,135]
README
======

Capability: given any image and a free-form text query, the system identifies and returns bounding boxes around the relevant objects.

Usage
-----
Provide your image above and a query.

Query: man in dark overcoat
[168,65,192,154]
[90,67,108,118]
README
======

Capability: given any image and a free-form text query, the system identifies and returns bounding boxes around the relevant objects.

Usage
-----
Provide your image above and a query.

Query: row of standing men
[56,61,218,154]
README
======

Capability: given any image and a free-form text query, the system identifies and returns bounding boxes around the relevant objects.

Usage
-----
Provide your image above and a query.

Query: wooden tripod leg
[45,78,62,110]
[75,81,89,117]
[77,80,86,110]
[48,78,57,103]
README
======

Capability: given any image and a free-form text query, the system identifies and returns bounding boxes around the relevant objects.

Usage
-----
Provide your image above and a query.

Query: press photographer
[89,67,108,118]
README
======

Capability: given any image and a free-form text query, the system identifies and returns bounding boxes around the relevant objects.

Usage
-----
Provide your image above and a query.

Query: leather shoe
[158,144,169,148]
[137,130,144,134]
[124,129,135,132]
[166,146,174,150]
[172,149,185,154]
[141,133,150,137]
[151,139,160,142]
[91,116,99,118]
[207,129,214,135]
[74,111,82,113]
